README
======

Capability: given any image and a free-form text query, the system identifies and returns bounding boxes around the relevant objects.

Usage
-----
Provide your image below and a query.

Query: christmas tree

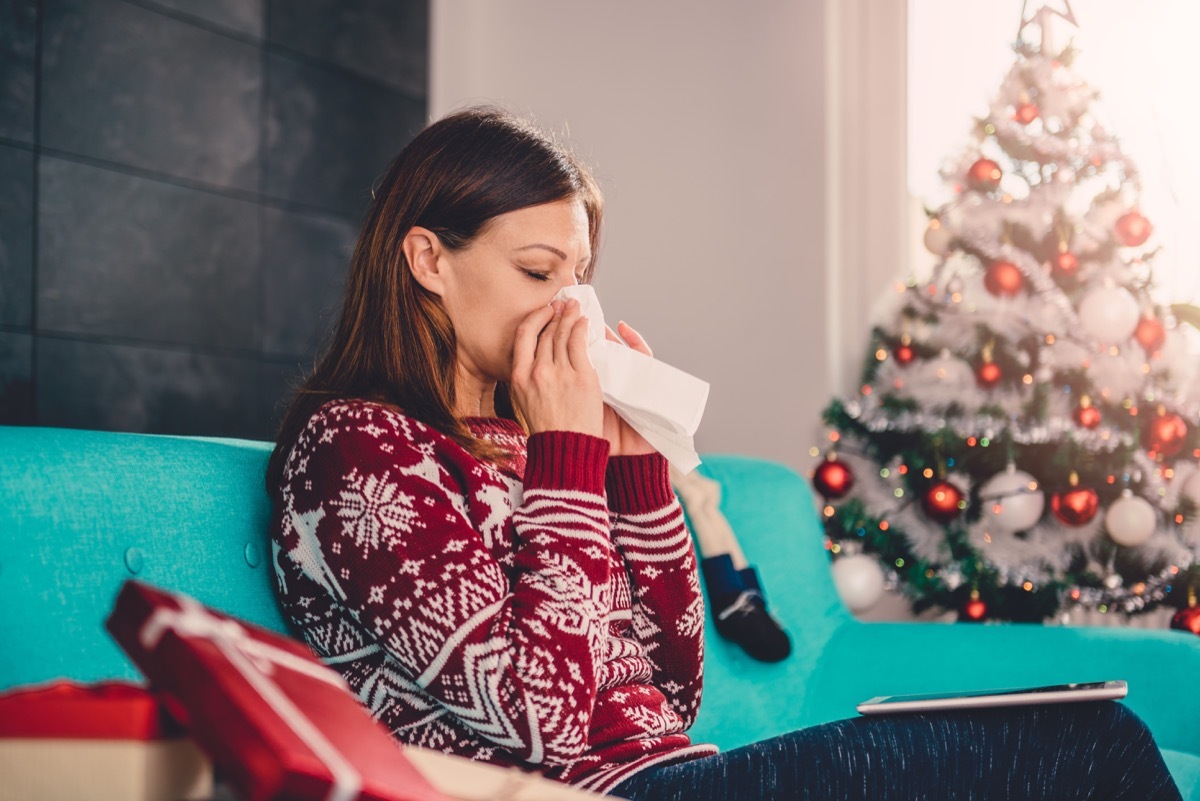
[813,3,1200,624]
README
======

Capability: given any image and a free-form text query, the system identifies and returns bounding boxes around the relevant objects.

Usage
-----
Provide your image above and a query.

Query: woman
[267,106,1182,800]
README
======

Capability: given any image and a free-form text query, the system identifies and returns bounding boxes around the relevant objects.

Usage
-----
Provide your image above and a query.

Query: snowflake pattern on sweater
[270,400,716,793]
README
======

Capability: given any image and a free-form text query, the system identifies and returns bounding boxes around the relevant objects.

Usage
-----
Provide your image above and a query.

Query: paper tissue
[552,285,709,473]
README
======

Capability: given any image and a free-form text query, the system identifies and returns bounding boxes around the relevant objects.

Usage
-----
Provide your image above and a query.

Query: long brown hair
[266,106,604,499]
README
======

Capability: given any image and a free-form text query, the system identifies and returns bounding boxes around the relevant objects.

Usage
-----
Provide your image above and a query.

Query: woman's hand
[510,298,604,437]
[603,321,657,457]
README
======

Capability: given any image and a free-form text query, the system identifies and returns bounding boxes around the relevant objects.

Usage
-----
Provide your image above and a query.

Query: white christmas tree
[813,2,1200,625]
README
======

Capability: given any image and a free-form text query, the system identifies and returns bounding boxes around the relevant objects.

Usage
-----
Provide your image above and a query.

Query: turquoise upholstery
[3,426,1199,798]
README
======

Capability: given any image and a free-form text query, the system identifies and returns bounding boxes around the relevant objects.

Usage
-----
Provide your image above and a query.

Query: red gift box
[105,579,450,801]
[0,680,181,739]
[0,680,212,801]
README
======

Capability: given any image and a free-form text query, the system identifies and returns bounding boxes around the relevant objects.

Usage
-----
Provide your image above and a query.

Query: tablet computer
[856,680,1127,715]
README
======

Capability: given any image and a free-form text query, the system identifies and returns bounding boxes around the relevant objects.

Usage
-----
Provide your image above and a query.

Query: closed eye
[521,269,551,282]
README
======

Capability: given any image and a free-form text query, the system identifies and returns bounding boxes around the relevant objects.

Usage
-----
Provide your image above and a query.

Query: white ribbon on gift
[140,594,363,801]
[552,285,710,474]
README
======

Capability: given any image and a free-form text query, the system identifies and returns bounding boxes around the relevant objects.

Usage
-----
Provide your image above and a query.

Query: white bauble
[1104,490,1157,547]
[979,466,1045,533]
[924,219,954,256]
[1078,284,1140,343]
[926,349,975,386]
[831,554,886,613]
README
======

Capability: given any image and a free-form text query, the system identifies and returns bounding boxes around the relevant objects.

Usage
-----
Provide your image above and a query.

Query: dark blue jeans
[610,702,1182,800]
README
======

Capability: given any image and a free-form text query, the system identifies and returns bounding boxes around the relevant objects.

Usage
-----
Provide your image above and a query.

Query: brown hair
[266,106,604,499]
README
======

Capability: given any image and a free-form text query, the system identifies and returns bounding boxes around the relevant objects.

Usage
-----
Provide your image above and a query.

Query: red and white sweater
[270,399,716,794]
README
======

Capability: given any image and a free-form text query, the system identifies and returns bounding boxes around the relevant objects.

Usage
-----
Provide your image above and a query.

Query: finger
[617,320,652,357]
[554,298,580,365]
[604,324,623,344]
[513,303,558,378]
[567,315,594,371]
[535,301,563,366]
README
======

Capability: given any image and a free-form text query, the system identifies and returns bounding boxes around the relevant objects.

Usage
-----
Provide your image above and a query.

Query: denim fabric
[610,702,1182,800]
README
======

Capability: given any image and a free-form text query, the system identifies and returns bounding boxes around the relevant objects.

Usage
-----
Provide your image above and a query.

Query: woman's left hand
[603,321,657,457]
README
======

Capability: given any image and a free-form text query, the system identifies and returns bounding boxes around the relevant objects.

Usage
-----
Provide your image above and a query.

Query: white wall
[431,0,832,471]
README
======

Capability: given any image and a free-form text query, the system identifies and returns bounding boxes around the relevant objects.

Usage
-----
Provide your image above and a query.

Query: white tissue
[552,285,709,473]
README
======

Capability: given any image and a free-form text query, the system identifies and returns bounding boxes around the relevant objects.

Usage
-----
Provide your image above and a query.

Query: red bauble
[1013,102,1040,125]
[976,361,1002,388]
[1115,210,1153,247]
[894,344,916,365]
[813,459,855,500]
[967,158,1002,192]
[1134,317,1166,354]
[1073,403,1102,430]
[1051,487,1100,526]
[984,261,1025,297]
[921,481,965,523]
[964,598,988,621]
[1170,604,1200,636]
[1052,250,1079,278]
[1143,411,1188,458]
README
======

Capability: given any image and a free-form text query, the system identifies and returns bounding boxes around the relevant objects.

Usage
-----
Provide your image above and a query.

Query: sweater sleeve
[279,409,613,766]
[605,453,706,729]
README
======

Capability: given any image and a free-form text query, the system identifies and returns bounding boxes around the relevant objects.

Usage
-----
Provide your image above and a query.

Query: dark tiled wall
[0,0,427,438]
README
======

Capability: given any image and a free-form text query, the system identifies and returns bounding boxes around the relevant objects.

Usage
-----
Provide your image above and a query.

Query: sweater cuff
[524,431,609,494]
[605,453,674,513]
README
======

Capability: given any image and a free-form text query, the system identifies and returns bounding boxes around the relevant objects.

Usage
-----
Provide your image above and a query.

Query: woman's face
[439,198,592,385]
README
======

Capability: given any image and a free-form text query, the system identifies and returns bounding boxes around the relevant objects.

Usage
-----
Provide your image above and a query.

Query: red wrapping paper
[105,579,450,801]
[0,680,183,740]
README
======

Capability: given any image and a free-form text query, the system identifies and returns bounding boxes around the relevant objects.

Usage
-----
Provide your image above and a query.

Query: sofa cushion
[1162,749,1200,801]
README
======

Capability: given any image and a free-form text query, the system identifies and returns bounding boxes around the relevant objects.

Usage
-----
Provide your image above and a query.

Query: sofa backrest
[1,426,849,694]
[1,426,285,688]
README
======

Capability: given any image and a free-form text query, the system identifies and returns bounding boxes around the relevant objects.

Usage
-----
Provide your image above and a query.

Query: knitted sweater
[270,399,717,794]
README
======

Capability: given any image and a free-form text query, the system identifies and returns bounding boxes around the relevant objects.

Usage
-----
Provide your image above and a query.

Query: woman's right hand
[510,298,604,437]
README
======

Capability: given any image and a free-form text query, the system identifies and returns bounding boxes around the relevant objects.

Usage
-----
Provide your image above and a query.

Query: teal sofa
[3,425,1200,798]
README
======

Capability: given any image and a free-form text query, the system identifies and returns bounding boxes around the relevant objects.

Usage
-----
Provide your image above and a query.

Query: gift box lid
[106,579,452,801]
[0,680,183,739]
